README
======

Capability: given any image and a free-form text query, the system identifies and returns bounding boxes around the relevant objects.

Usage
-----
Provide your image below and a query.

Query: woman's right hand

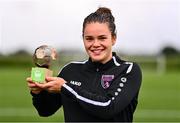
[26,77,43,94]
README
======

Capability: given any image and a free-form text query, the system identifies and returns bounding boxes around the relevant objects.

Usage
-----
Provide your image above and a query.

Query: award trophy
[31,45,57,83]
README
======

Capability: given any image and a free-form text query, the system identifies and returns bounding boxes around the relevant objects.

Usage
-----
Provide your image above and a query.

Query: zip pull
[96,68,99,72]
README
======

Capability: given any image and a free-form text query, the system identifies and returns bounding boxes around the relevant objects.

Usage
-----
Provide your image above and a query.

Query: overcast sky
[0,0,179,55]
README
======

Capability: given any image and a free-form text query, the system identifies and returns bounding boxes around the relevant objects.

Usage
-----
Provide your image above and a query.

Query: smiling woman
[83,22,116,64]
[82,7,117,64]
[27,7,142,122]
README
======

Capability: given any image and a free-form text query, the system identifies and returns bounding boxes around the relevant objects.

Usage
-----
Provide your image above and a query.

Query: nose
[92,39,100,47]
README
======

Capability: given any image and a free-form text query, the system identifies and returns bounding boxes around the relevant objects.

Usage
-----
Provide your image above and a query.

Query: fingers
[26,77,42,94]
[28,82,36,88]
[26,77,33,83]
[46,77,66,84]
[30,88,42,94]
[35,82,59,93]
[45,76,58,82]
[26,77,50,89]
[35,78,65,93]
[35,82,51,89]
[27,77,36,88]
[26,76,66,93]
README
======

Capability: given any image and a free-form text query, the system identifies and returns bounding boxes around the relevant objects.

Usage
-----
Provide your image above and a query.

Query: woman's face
[83,22,116,64]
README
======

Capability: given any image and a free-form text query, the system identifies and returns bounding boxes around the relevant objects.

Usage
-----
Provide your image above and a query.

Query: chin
[88,52,105,62]
[91,56,103,63]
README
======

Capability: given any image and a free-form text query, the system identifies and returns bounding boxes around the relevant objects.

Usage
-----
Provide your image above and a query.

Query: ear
[112,35,117,46]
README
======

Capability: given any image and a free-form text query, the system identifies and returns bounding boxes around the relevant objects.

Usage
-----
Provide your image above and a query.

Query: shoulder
[115,60,142,86]
[115,55,141,75]
[123,61,141,74]
[112,53,142,74]
[64,60,88,69]
[120,61,142,84]
[58,60,88,76]
[120,61,142,77]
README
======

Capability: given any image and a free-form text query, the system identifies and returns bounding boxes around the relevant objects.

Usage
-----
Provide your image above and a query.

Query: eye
[85,36,94,42]
[98,36,107,41]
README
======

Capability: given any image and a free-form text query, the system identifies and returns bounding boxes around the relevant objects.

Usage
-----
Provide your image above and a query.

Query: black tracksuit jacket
[31,52,142,122]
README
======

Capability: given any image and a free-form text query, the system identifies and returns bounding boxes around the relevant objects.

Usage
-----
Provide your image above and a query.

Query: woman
[27,7,142,122]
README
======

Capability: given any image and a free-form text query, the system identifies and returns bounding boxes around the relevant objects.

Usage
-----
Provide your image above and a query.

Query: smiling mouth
[91,49,104,55]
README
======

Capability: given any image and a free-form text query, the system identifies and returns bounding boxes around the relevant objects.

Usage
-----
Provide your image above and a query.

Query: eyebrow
[98,35,107,37]
[84,35,107,38]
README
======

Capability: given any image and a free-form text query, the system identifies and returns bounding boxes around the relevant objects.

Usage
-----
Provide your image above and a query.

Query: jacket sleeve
[31,89,62,117]
[61,62,142,119]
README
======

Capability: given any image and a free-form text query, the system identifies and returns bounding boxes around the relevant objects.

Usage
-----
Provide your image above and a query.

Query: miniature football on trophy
[31,45,57,83]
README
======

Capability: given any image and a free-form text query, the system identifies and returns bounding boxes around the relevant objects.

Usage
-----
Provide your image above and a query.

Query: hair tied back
[96,7,112,15]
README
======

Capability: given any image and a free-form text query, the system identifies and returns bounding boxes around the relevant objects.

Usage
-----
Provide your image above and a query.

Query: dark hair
[82,7,116,37]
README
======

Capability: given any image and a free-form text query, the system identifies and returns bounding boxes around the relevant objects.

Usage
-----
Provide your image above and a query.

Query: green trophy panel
[31,67,46,83]
[31,67,53,83]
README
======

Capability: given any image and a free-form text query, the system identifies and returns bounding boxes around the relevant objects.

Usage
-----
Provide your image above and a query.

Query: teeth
[92,49,102,54]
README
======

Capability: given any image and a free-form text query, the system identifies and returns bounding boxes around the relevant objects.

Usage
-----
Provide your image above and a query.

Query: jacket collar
[85,52,122,72]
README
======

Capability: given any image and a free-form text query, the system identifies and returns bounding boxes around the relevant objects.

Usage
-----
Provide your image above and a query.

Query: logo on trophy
[31,45,57,83]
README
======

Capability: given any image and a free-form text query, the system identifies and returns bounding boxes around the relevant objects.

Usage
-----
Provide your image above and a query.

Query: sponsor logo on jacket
[70,80,81,86]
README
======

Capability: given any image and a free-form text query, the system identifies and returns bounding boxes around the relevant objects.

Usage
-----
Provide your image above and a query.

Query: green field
[0,65,180,122]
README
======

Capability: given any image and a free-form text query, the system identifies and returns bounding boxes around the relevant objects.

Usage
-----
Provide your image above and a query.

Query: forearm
[32,90,62,116]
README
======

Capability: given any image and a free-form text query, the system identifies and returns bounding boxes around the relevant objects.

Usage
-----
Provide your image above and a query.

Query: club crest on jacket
[101,75,114,89]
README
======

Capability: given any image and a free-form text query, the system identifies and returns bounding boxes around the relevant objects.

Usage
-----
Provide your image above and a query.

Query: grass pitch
[0,66,179,122]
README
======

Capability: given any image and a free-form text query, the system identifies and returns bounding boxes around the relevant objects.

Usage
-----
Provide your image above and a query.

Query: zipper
[91,67,101,93]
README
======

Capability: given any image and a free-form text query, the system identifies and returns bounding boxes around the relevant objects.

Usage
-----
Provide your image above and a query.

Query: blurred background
[0,0,179,122]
